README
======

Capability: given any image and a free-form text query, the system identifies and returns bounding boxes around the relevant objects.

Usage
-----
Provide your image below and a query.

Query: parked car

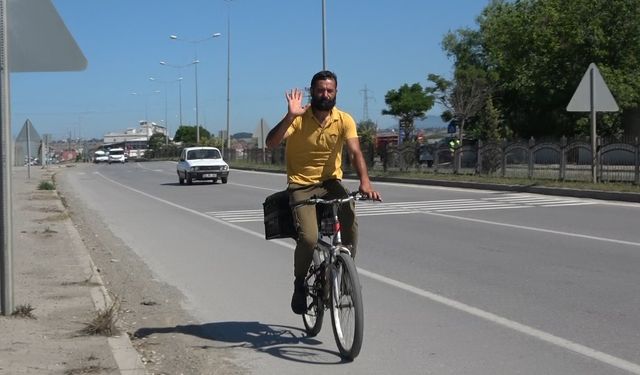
[107,148,126,164]
[94,150,108,163]
[177,146,229,184]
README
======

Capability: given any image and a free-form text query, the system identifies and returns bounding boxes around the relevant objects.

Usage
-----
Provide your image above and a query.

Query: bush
[38,181,55,190]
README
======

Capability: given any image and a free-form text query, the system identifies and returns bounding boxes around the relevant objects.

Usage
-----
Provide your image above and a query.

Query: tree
[477,0,640,137]
[173,125,211,145]
[476,96,505,173]
[357,119,377,167]
[474,95,509,142]
[427,68,489,144]
[382,83,434,142]
[148,133,167,151]
[357,119,377,144]
[233,132,252,139]
[202,136,223,149]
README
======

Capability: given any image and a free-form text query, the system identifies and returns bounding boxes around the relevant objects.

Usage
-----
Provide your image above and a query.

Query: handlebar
[296,191,379,207]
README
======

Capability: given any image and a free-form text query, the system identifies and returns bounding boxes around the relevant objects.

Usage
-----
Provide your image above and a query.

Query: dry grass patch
[12,304,36,319]
[43,226,58,234]
[36,212,69,223]
[62,276,102,287]
[64,365,113,375]
[30,192,58,200]
[39,206,64,213]
[80,297,120,336]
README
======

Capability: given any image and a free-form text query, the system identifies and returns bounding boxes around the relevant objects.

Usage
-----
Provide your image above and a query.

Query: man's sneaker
[291,277,307,315]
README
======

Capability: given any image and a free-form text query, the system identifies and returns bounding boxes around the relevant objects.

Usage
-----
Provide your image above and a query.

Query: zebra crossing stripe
[207,195,596,223]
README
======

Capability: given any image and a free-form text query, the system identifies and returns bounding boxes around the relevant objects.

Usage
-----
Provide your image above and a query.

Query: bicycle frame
[297,195,356,272]
[298,192,367,360]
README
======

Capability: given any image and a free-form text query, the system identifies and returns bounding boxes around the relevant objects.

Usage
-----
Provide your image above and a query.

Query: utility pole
[360,84,372,121]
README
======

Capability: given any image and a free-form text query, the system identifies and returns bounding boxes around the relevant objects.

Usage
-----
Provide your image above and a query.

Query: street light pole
[322,0,327,70]
[163,87,168,144]
[169,33,221,145]
[178,77,183,130]
[149,76,183,145]
[194,59,200,143]
[130,90,160,124]
[226,11,231,158]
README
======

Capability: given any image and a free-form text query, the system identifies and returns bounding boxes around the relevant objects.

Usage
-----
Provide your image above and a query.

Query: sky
[10,0,490,141]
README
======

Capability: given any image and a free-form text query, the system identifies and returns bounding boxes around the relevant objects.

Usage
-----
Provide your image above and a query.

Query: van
[108,148,126,164]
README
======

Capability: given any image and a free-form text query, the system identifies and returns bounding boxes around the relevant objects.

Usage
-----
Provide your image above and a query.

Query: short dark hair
[311,70,338,89]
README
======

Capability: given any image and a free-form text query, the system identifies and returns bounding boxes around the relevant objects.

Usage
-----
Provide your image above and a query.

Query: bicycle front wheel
[329,252,364,360]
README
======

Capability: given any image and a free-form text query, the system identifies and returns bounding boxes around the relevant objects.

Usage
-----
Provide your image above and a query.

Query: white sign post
[567,63,619,183]
[0,0,86,315]
[254,118,269,164]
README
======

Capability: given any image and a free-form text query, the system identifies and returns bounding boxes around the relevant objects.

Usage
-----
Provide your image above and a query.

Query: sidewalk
[0,166,144,375]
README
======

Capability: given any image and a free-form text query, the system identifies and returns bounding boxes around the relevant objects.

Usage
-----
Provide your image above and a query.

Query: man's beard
[311,95,336,111]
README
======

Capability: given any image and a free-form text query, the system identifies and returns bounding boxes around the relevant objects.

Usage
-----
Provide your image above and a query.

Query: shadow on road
[133,320,346,364]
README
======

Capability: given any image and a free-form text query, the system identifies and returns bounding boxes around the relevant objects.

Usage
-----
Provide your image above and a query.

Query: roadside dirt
[0,168,119,375]
[55,170,247,375]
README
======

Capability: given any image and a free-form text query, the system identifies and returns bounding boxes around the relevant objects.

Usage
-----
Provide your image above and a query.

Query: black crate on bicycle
[263,190,297,240]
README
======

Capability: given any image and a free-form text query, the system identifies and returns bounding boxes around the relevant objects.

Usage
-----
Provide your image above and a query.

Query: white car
[177,146,229,184]
[107,148,126,164]
[94,150,108,163]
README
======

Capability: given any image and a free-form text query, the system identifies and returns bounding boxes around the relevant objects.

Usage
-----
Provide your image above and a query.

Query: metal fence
[233,136,640,184]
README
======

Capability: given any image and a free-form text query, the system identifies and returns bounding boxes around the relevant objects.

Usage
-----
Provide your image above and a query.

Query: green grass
[37,180,55,190]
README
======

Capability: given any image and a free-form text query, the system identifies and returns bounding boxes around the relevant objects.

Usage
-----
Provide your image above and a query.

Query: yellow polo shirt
[285,107,358,185]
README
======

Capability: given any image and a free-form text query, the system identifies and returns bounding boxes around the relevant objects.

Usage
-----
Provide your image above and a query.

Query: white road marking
[94,171,640,373]
[359,270,640,374]
[229,182,280,191]
[208,195,595,222]
[427,211,640,247]
[126,165,640,209]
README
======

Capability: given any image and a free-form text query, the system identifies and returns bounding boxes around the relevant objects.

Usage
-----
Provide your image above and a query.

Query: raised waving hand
[286,88,310,117]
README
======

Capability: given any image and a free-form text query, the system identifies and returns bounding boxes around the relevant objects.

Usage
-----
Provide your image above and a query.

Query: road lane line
[358,269,640,375]
[427,212,640,247]
[94,171,640,373]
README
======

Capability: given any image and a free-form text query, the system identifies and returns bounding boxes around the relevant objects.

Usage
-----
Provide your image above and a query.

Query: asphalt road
[59,161,640,374]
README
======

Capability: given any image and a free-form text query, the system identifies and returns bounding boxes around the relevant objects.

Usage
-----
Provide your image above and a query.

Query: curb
[59,192,146,374]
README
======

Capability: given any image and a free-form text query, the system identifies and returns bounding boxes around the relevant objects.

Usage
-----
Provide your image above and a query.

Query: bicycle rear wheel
[329,252,364,360]
[303,251,325,336]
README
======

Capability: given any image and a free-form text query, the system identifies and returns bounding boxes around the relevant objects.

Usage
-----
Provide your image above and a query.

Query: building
[102,121,166,159]
[375,130,398,149]
[103,121,166,143]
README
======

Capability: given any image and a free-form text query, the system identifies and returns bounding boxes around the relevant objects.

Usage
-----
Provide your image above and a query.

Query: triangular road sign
[567,63,618,112]
[8,0,87,72]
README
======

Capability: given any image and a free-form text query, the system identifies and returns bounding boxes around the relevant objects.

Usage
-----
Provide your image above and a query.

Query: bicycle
[296,192,370,361]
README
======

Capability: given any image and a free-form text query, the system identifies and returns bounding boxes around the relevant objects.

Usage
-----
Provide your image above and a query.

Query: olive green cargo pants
[288,179,357,278]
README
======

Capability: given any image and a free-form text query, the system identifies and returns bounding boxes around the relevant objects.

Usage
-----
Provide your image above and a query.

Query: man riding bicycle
[266,70,381,315]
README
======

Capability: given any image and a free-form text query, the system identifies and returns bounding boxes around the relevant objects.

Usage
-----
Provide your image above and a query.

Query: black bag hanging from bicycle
[263,190,297,240]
